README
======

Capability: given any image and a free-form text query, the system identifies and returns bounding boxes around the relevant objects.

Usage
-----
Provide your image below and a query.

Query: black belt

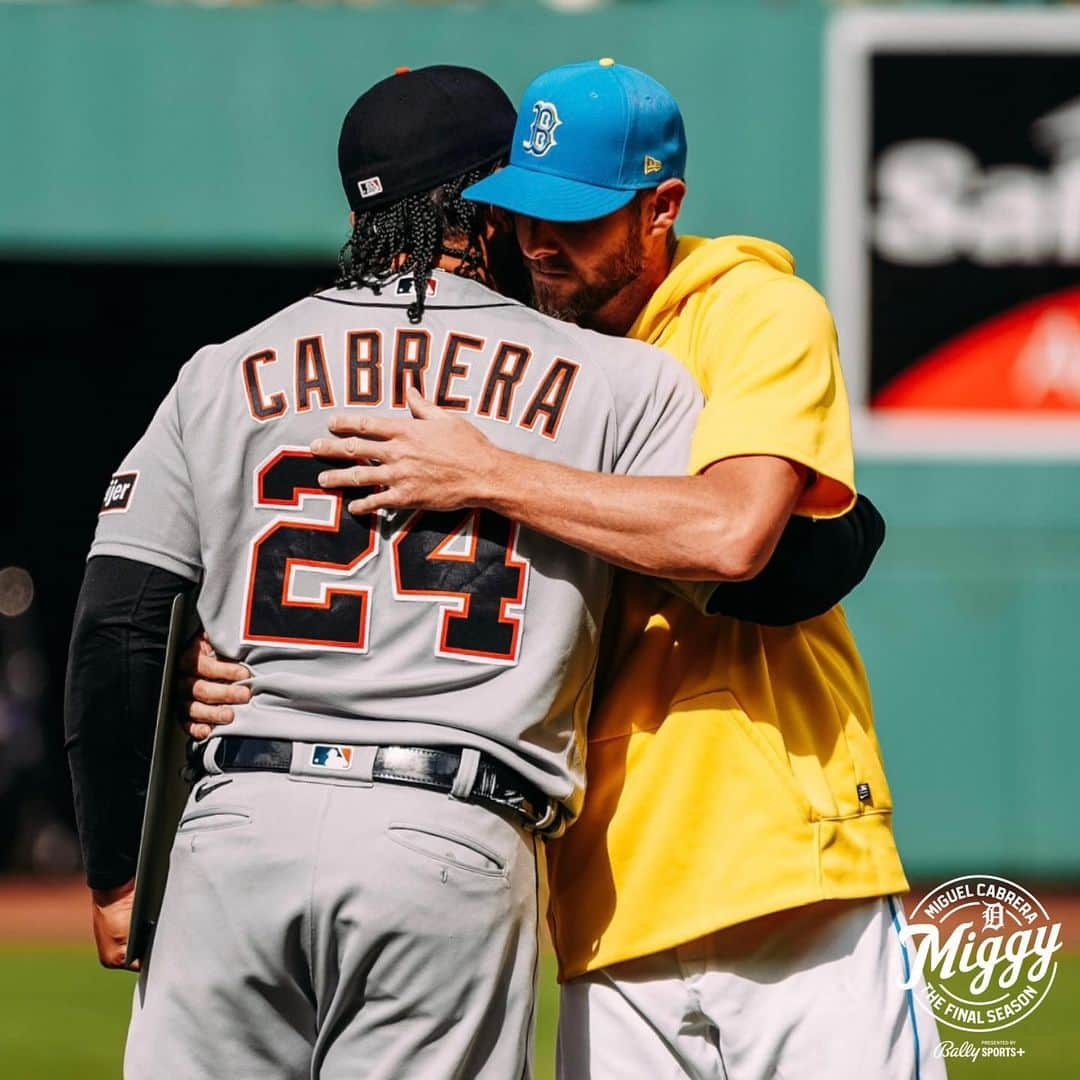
[191,736,560,835]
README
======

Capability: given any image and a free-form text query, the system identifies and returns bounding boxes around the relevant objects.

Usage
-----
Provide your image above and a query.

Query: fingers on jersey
[182,699,234,742]
[194,648,252,687]
[348,488,408,515]
[176,673,249,740]
[182,675,251,708]
[177,633,251,686]
[311,435,391,463]
[315,465,442,514]
[327,411,413,440]
[184,697,234,725]
[319,464,386,491]
[404,384,444,418]
[314,451,420,513]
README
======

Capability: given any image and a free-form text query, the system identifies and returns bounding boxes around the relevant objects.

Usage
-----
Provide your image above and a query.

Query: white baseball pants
[557,896,945,1080]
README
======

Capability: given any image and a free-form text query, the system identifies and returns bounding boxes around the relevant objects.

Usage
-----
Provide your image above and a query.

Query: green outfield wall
[847,463,1080,878]
[0,1,824,266]
[2,2,1077,877]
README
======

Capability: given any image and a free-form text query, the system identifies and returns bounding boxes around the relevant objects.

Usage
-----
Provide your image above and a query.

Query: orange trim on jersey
[242,447,377,651]
[519,357,580,439]
[428,513,481,563]
[242,349,287,422]
[295,335,335,413]
[478,342,531,422]
[390,509,530,665]
[392,329,432,408]
[346,330,383,406]
[435,333,485,412]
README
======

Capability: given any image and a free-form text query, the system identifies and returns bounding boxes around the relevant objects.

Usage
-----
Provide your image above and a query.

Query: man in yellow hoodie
[188,62,942,1078]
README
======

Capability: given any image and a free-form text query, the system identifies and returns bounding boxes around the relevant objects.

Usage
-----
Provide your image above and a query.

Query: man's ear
[481,205,532,305]
[649,178,687,239]
[483,205,513,239]
[349,211,357,227]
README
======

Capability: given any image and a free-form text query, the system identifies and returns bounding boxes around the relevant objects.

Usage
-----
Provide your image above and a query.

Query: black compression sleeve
[705,494,886,625]
[64,555,195,890]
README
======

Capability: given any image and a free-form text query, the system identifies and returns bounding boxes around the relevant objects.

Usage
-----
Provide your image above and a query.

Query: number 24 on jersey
[242,448,530,665]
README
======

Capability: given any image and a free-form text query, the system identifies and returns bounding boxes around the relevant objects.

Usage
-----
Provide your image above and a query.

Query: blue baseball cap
[463,59,686,223]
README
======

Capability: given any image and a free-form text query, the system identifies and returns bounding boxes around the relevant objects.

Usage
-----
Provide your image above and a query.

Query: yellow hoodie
[545,236,909,981]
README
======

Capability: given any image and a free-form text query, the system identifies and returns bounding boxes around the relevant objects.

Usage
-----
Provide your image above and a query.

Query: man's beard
[529,228,645,325]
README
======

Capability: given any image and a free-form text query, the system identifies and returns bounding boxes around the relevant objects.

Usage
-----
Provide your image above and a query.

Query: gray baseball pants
[124,768,539,1079]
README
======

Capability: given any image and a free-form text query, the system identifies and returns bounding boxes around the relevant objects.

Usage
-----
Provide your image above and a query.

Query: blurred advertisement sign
[827,11,1080,456]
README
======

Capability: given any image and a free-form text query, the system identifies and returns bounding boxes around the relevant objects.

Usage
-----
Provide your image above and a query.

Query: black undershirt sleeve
[704,493,886,625]
[64,555,196,891]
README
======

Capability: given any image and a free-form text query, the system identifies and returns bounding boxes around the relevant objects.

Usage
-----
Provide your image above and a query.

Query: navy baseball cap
[339,65,516,214]
[463,59,686,223]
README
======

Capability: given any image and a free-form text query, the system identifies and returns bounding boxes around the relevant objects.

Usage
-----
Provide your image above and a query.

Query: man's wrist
[473,445,516,512]
[91,877,135,905]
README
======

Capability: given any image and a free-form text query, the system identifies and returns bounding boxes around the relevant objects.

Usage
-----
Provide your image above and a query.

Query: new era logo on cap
[357,176,383,199]
[644,155,663,175]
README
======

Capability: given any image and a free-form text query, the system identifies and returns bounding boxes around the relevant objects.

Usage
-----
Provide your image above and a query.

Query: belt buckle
[527,800,561,837]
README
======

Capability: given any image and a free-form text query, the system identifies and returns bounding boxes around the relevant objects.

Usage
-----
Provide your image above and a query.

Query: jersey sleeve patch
[100,471,140,514]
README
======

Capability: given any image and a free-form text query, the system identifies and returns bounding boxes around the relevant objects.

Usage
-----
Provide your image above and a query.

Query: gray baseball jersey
[91,270,703,819]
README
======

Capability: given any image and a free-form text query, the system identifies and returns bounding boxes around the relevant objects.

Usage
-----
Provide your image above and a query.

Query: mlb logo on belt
[311,745,353,770]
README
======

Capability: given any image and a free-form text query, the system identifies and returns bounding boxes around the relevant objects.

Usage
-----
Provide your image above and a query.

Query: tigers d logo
[900,875,1062,1033]
[522,101,562,157]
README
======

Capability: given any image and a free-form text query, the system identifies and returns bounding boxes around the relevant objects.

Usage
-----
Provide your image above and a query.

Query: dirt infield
[2,875,1078,946]
[1,877,92,942]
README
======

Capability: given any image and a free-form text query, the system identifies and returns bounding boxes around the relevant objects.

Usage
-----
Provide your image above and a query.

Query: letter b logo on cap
[523,101,562,157]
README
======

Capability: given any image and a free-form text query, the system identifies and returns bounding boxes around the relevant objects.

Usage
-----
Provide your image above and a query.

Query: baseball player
[298,62,945,1078]
[64,66,721,1078]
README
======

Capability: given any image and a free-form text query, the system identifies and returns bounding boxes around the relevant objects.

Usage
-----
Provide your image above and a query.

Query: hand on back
[178,633,251,741]
[313,387,501,516]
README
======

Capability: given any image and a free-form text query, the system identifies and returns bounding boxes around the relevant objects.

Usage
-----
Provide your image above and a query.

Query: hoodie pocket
[667,689,816,822]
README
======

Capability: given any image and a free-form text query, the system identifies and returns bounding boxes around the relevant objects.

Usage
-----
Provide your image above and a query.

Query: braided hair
[335,164,497,324]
